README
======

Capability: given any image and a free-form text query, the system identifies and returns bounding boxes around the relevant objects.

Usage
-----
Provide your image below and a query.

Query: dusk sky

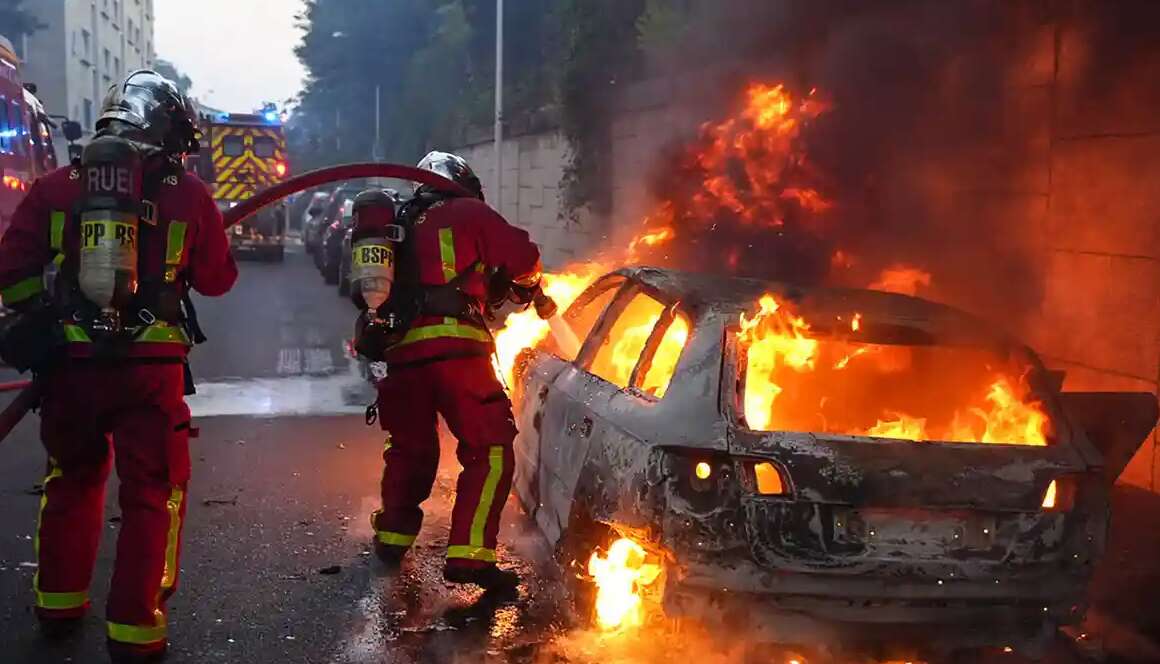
[153,0,308,113]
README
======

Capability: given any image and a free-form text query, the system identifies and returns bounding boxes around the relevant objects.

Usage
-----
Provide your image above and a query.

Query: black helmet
[96,70,200,156]
[416,151,484,200]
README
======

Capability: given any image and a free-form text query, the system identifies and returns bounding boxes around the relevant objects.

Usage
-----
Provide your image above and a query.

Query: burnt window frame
[578,279,690,399]
[539,274,626,362]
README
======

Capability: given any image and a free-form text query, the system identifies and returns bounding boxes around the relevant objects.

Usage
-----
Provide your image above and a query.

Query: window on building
[114,57,121,76]
[128,19,135,43]
[81,30,92,59]
[83,99,94,130]
[104,48,111,71]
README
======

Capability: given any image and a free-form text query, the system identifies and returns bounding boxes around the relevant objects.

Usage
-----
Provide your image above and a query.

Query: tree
[0,0,44,38]
[153,58,194,95]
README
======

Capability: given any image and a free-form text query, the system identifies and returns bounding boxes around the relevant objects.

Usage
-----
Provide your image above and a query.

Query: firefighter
[356,152,542,590]
[0,71,237,662]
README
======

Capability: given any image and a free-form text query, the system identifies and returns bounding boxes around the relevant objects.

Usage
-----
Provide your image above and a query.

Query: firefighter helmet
[416,151,484,200]
[96,70,200,156]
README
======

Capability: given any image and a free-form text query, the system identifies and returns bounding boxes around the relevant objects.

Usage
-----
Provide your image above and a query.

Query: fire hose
[0,163,475,445]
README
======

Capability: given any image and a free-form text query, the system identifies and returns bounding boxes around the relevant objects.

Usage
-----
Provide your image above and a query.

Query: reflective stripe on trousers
[107,486,184,646]
[34,461,91,611]
[446,446,505,564]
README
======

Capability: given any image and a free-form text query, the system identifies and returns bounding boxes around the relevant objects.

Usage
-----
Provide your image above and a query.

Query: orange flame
[493,266,606,385]
[738,293,1051,445]
[587,538,663,631]
[626,83,830,265]
[870,265,933,296]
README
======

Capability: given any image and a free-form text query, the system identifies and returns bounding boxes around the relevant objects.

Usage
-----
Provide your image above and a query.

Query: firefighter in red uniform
[354,152,543,590]
[0,71,237,662]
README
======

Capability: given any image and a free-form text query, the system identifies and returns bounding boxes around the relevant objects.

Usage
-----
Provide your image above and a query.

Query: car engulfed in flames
[508,266,1158,654]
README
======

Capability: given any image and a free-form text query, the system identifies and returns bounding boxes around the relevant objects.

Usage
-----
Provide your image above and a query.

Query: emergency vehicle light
[274,162,287,177]
[264,110,279,123]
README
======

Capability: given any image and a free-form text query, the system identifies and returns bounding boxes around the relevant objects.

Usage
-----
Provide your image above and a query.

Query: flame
[493,266,605,385]
[738,293,1051,445]
[870,265,933,296]
[737,295,818,431]
[626,83,830,267]
[587,538,663,631]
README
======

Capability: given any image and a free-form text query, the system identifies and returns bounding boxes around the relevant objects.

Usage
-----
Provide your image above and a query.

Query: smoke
[624,0,1159,336]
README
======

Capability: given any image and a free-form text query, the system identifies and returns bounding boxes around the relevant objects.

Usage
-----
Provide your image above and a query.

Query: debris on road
[317,565,342,575]
[203,496,239,507]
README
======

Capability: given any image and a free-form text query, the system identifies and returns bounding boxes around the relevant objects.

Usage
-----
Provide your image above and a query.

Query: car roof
[618,266,1023,350]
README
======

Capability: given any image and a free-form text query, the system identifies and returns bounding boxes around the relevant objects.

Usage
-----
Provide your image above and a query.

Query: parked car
[319,198,354,284]
[305,185,359,258]
[299,190,331,235]
[511,266,1157,659]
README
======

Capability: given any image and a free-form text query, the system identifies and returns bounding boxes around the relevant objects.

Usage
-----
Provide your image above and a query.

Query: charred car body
[511,267,1157,655]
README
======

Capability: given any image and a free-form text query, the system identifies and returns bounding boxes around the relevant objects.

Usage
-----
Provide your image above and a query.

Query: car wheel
[554,508,614,628]
[338,274,350,296]
[323,260,340,285]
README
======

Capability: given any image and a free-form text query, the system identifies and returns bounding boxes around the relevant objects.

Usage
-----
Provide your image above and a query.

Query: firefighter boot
[37,614,85,641]
[373,540,408,569]
[444,563,520,591]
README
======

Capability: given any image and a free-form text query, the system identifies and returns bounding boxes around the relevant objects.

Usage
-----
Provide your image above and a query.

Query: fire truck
[188,106,290,261]
[0,35,60,238]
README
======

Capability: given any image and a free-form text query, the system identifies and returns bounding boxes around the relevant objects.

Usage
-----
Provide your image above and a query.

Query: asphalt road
[0,245,573,664]
[0,245,1156,664]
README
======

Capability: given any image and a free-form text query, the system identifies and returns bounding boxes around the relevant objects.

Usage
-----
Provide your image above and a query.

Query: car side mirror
[62,120,83,142]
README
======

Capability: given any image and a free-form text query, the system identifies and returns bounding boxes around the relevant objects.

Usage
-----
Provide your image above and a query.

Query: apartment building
[17,0,156,140]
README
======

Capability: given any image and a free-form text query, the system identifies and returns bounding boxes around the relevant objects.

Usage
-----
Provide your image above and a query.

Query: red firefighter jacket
[0,164,238,359]
[385,196,541,366]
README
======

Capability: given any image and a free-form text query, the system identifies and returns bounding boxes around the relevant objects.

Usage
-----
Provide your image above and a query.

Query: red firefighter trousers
[372,354,517,569]
[35,362,190,649]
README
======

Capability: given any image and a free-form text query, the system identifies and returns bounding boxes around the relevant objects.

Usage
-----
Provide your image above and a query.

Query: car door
[511,276,626,541]
[539,284,690,542]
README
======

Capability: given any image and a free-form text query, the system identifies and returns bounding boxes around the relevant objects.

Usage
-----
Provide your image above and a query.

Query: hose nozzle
[533,290,558,320]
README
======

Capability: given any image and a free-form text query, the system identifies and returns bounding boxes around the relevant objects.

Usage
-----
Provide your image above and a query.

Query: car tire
[338,274,350,296]
[554,509,614,628]
[323,261,340,285]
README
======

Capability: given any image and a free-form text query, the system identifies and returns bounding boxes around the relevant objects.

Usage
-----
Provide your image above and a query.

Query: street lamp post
[493,0,504,209]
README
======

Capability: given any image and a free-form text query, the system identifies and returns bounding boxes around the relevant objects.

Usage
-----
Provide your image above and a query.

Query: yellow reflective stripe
[63,325,91,343]
[469,446,505,548]
[438,227,458,326]
[135,324,190,345]
[33,463,64,605]
[161,487,184,590]
[446,545,497,563]
[165,221,187,266]
[395,322,491,347]
[49,211,65,251]
[37,589,89,610]
[375,531,417,547]
[107,614,166,645]
[63,324,190,345]
[438,227,456,283]
[1,276,43,304]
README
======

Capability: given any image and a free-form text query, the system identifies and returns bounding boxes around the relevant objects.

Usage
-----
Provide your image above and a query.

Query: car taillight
[1041,477,1076,512]
[752,461,787,495]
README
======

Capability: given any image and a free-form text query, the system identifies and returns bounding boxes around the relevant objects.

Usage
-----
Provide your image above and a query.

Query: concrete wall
[456,130,605,269]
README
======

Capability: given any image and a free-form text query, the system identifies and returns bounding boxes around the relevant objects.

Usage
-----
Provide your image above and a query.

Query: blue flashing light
[0,129,17,139]
[214,112,232,123]
[263,110,280,123]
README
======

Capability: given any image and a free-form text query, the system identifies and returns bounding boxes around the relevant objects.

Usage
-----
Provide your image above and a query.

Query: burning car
[509,266,1157,656]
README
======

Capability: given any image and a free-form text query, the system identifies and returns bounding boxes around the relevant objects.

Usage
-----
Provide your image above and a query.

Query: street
[0,245,570,663]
